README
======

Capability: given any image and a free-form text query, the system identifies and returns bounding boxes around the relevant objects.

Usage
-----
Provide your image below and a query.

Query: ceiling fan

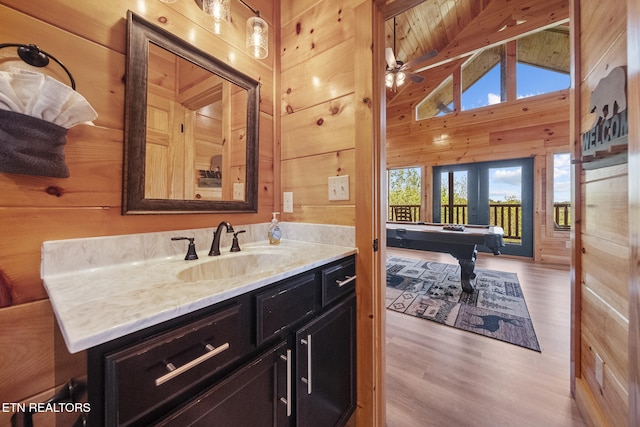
[385,18,438,90]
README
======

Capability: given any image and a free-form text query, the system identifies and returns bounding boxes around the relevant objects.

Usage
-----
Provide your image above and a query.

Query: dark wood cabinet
[296,294,356,427]
[87,255,356,427]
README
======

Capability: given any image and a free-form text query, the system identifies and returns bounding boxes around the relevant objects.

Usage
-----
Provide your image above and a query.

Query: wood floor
[385,247,586,427]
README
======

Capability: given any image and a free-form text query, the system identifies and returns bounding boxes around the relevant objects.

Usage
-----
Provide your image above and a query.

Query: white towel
[0,67,97,128]
[0,68,44,113]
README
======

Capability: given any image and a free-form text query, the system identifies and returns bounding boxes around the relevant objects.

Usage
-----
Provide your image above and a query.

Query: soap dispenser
[268,212,282,245]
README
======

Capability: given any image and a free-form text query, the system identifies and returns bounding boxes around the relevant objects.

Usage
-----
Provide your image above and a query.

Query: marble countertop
[43,239,356,353]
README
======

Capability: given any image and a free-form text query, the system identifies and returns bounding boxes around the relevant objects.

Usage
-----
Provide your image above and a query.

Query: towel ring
[0,43,76,90]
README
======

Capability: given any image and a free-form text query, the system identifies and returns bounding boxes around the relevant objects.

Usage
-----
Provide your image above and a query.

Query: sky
[462,63,570,110]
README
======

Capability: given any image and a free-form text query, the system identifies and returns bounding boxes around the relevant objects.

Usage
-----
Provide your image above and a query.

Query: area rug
[386,256,541,352]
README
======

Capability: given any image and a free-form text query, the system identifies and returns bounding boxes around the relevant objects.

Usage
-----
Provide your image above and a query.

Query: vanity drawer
[105,304,243,427]
[256,272,318,345]
[322,256,356,306]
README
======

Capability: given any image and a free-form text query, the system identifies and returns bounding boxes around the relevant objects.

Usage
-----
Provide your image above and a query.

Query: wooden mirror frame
[122,11,259,214]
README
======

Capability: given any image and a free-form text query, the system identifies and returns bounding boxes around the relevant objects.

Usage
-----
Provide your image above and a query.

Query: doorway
[433,158,534,257]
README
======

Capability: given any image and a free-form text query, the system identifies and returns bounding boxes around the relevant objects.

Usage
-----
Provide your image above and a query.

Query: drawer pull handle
[279,349,292,416]
[336,275,356,287]
[300,335,312,394]
[155,342,230,386]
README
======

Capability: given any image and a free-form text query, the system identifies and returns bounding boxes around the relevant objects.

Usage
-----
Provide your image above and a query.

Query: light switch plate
[283,192,294,213]
[328,175,349,201]
[233,183,245,201]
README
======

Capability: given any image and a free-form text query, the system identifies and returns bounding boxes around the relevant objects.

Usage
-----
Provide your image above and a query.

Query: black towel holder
[0,43,76,90]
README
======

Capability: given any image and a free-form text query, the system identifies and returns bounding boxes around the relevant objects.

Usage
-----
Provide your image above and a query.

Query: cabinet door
[296,294,356,427]
[155,341,293,427]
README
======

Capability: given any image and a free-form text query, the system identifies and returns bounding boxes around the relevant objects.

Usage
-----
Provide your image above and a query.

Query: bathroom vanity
[41,224,357,427]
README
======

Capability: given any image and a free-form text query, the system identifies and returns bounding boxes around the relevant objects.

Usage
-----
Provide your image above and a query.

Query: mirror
[123,11,259,214]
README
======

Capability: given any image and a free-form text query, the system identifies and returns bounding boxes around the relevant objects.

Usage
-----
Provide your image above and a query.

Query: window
[434,159,534,257]
[415,76,454,119]
[440,170,468,224]
[553,153,571,229]
[517,26,570,98]
[388,167,421,221]
[461,46,503,111]
[489,165,523,242]
[415,24,570,120]
[517,63,570,99]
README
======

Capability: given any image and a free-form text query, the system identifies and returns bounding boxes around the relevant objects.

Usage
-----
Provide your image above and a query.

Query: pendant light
[202,0,230,35]
[239,0,268,59]
[246,15,268,59]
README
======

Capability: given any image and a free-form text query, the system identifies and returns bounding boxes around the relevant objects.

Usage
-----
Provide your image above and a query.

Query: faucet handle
[230,230,246,252]
[171,237,198,260]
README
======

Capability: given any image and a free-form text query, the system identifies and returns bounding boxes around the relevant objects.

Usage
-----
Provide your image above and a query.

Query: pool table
[386,222,505,293]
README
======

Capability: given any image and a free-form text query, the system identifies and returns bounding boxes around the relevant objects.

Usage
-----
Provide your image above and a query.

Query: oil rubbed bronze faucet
[209,222,234,256]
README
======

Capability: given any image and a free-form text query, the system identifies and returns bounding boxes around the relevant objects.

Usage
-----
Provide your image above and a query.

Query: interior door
[433,158,533,257]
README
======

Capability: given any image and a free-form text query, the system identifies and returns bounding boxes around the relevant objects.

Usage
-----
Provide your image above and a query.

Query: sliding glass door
[433,158,533,257]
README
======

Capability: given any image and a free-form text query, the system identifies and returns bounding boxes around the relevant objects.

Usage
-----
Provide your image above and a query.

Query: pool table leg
[458,249,478,293]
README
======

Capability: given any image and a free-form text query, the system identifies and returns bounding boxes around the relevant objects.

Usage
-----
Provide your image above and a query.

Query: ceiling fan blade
[404,49,438,69]
[406,72,425,83]
[385,47,398,69]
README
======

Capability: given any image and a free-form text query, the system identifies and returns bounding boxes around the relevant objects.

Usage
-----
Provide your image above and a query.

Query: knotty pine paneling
[280,0,354,71]
[281,0,321,26]
[280,0,356,226]
[281,39,355,115]
[281,94,356,160]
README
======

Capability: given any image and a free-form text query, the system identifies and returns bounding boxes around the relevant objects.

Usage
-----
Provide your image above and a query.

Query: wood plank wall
[386,90,572,264]
[628,0,640,423]
[280,0,357,226]
[0,0,275,423]
[572,0,630,425]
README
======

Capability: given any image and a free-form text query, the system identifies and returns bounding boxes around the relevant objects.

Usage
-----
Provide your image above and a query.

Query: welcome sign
[581,66,628,168]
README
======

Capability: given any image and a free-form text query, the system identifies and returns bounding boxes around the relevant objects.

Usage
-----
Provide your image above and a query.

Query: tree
[389,168,421,205]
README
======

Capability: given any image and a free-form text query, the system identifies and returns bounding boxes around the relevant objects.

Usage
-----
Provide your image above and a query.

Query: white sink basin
[176,249,293,282]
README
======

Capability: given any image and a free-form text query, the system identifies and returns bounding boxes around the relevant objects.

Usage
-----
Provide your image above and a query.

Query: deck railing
[390,202,572,240]
[554,202,571,230]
